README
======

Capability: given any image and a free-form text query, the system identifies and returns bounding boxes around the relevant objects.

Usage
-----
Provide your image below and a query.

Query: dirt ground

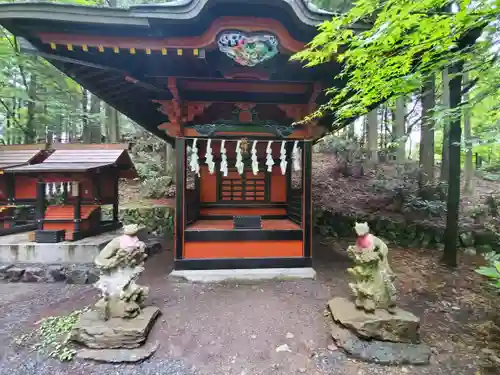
[0,238,499,375]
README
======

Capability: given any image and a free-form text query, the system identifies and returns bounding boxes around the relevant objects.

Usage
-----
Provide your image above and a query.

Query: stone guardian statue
[346,222,397,313]
[93,224,149,319]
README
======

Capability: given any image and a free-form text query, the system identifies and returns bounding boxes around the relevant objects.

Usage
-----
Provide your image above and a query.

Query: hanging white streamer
[279,140,287,175]
[235,140,244,175]
[292,140,302,171]
[205,139,215,174]
[220,140,228,177]
[251,140,259,175]
[265,140,274,172]
[189,139,200,177]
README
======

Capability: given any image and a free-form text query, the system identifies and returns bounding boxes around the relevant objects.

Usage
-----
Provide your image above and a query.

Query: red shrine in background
[0,0,344,270]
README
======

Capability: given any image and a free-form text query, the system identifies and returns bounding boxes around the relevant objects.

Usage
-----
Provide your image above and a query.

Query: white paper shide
[220,140,228,177]
[235,140,244,175]
[189,139,200,177]
[265,140,274,172]
[205,138,215,174]
[251,140,259,175]
[292,140,301,171]
[280,140,288,175]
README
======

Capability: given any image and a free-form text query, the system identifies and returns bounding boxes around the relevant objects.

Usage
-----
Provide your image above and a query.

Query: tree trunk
[165,142,176,182]
[347,121,355,139]
[367,109,378,163]
[69,96,78,142]
[419,74,435,185]
[82,89,89,143]
[89,94,102,143]
[394,97,406,161]
[463,72,474,194]
[383,106,389,149]
[105,104,120,143]
[440,69,450,181]
[442,61,464,268]
[25,73,38,144]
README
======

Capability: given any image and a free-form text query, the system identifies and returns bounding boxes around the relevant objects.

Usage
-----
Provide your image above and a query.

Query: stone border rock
[330,321,432,365]
[0,263,98,284]
[315,210,499,254]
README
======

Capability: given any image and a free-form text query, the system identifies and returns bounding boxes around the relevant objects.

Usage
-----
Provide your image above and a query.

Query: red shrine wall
[196,140,287,206]
[184,240,303,259]
[13,174,116,201]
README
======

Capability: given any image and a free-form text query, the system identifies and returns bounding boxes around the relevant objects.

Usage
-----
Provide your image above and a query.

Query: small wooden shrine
[4,144,137,242]
[0,144,49,235]
[0,0,344,269]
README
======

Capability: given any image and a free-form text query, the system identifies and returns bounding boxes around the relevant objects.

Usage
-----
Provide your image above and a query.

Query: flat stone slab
[330,321,431,365]
[71,306,161,349]
[76,341,159,363]
[328,297,420,343]
[169,268,316,283]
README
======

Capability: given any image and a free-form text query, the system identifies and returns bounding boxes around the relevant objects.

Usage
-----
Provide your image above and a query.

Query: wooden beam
[175,138,186,262]
[181,79,311,94]
[277,104,308,121]
[35,181,45,230]
[308,83,322,113]
[37,17,305,52]
[34,50,125,72]
[302,141,312,259]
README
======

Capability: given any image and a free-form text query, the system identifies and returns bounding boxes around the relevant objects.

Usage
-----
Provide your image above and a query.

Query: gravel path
[0,243,496,375]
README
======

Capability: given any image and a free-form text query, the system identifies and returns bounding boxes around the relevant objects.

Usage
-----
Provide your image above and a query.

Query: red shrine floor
[186,219,301,231]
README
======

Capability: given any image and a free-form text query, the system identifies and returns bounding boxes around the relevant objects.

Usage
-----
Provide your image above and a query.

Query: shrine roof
[5,146,137,178]
[0,1,353,142]
[6,162,113,173]
[0,144,48,170]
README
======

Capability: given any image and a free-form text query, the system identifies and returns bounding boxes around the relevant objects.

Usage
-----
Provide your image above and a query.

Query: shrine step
[169,267,316,283]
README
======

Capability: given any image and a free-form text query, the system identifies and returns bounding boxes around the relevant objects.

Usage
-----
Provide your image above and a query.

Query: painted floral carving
[218,31,279,67]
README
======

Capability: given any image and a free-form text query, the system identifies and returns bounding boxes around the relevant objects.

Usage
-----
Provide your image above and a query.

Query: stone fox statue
[347,222,397,313]
[94,224,149,320]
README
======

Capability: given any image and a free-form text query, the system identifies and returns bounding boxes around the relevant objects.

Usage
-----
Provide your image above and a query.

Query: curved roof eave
[0,0,332,28]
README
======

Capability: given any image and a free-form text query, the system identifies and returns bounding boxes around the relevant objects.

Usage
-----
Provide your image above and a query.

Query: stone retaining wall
[0,263,98,284]
[315,210,499,253]
[0,237,163,284]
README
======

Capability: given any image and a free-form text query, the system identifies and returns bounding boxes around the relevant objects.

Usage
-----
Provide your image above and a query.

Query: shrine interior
[178,138,311,263]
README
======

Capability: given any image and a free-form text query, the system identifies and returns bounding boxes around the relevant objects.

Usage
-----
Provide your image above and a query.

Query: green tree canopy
[293,0,499,127]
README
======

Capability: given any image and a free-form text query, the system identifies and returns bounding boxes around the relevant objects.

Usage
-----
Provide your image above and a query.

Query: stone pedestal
[71,306,160,349]
[327,297,431,365]
[329,297,420,343]
[76,342,159,363]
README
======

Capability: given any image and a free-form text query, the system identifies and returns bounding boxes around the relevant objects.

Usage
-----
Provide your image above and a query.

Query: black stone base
[330,321,432,365]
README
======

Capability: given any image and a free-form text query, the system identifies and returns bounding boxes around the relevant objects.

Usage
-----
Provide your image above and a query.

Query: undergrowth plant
[476,252,500,291]
[131,131,174,198]
[15,308,87,361]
